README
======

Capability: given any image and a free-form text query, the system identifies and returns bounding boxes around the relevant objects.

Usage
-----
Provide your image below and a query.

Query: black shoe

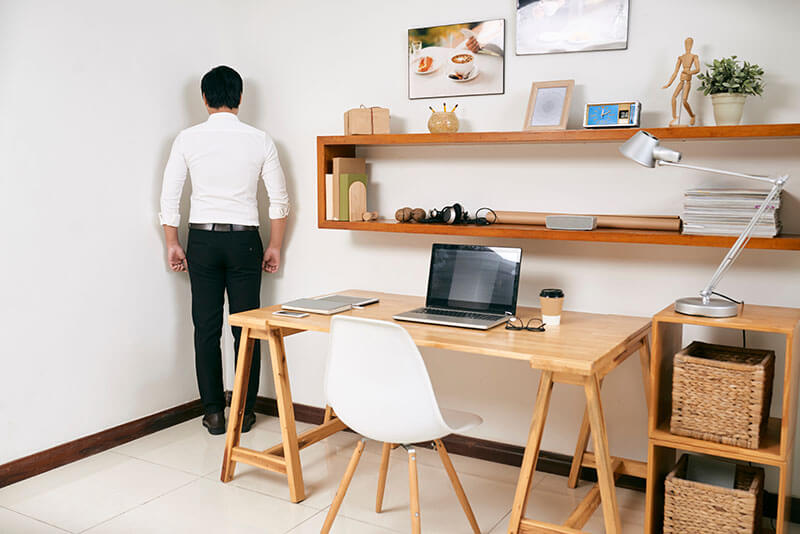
[241,412,256,433]
[202,412,226,435]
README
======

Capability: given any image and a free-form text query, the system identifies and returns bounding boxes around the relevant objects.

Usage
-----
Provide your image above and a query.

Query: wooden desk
[221,291,651,534]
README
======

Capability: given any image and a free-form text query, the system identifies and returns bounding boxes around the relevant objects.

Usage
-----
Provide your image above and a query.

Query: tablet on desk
[281,293,380,315]
[321,294,379,307]
[281,298,352,315]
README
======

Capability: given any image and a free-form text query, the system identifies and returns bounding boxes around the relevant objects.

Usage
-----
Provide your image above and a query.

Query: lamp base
[675,296,739,318]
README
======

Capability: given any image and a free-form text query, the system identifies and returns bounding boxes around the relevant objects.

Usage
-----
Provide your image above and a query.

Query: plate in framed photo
[412,55,441,75]
[447,65,480,82]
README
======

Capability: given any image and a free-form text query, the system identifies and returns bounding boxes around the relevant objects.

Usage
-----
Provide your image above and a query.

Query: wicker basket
[664,454,763,534]
[671,341,774,449]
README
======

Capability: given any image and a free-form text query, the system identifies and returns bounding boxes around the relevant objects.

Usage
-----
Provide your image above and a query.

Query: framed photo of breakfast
[408,19,505,99]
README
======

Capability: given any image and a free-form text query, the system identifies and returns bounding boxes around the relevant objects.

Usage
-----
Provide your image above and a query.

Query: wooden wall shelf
[317,124,800,250]
[319,220,800,250]
[318,123,800,147]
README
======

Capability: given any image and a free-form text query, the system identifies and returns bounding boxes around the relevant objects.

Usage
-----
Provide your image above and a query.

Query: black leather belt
[189,223,259,232]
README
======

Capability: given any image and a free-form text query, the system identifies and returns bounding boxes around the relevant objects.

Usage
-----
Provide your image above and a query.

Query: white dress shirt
[159,112,289,227]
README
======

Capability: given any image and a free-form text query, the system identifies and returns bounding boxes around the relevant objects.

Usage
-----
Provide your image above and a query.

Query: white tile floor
[0,414,787,533]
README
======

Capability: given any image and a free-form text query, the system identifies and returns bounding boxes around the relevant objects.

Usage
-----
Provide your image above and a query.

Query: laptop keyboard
[418,308,504,321]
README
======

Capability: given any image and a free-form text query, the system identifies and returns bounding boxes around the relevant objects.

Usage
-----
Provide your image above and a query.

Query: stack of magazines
[681,189,781,237]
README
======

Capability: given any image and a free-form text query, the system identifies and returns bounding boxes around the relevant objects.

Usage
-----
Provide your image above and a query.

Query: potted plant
[697,56,764,126]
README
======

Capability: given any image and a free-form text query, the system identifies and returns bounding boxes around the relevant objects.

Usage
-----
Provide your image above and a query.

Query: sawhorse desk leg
[221,326,254,483]
[220,326,346,503]
[508,334,650,534]
[568,336,651,489]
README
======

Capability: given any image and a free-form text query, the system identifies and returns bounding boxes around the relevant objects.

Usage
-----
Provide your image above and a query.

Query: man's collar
[207,112,239,121]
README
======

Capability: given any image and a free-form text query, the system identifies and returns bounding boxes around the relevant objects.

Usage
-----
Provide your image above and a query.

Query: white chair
[321,316,483,534]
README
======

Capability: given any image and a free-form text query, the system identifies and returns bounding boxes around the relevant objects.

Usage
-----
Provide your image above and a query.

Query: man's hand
[466,36,481,53]
[263,247,281,273]
[167,244,187,272]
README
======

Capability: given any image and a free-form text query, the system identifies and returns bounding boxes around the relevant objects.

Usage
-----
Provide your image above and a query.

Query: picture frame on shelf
[523,80,574,131]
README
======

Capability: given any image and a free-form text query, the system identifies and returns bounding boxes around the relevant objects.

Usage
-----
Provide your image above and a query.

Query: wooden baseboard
[0,399,203,488]
[2,394,795,524]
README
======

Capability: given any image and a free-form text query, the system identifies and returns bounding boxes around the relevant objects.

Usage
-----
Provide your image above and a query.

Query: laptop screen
[425,244,522,315]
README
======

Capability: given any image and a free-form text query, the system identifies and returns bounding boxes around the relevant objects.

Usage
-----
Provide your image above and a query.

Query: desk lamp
[619,131,788,318]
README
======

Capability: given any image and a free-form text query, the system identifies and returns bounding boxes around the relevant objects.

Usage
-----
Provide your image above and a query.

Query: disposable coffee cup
[540,288,565,325]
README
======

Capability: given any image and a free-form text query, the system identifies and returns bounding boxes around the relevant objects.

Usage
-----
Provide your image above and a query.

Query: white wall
[2,0,799,493]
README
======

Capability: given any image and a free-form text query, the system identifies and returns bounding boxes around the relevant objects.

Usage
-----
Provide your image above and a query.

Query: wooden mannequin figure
[663,37,700,126]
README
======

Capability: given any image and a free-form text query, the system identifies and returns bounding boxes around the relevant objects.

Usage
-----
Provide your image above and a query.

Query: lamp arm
[658,161,776,185]
[698,178,786,302]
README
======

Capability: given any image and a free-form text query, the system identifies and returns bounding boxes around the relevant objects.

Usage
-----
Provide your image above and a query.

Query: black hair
[201,65,242,109]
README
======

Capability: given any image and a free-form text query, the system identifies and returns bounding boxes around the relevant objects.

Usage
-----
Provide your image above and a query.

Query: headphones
[424,204,496,226]
[428,203,467,224]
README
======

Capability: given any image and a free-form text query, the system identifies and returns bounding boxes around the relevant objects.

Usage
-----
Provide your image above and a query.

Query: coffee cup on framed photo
[449,50,475,77]
[523,80,574,131]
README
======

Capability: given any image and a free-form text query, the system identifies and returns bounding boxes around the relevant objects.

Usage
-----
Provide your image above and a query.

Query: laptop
[393,244,522,330]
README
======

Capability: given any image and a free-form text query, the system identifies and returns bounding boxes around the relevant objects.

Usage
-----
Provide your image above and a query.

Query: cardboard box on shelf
[344,106,390,135]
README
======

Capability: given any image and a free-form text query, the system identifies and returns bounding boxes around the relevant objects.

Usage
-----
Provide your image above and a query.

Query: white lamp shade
[619,131,682,168]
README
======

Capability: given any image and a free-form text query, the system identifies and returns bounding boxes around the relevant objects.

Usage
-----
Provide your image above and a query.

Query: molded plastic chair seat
[441,408,483,435]
[321,316,482,534]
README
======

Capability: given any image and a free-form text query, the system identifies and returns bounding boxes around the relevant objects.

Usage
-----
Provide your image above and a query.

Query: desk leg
[268,327,306,503]
[508,371,554,534]
[569,335,650,490]
[221,327,254,482]
[585,373,621,534]
[639,336,652,412]
[567,378,603,490]
[323,405,334,423]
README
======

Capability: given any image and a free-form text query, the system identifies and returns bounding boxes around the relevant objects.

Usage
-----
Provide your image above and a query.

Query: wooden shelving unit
[645,304,800,534]
[316,123,800,249]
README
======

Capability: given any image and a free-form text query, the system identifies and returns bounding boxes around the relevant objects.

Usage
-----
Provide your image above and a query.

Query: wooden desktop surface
[229,290,650,375]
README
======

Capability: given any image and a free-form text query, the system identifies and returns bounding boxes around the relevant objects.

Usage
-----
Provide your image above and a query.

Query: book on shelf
[325,174,334,220]
[332,157,365,220]
[338,173,368,221]
[681,188,782,238]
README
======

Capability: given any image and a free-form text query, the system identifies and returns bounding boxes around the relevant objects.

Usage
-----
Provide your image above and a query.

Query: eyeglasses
[505,317,546,332]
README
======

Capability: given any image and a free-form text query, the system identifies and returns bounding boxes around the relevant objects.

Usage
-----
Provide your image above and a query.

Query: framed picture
[523,80,574,131]
[516,0,629,55]
[408,19,505,100]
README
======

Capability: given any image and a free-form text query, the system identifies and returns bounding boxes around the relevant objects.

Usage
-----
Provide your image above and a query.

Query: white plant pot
[711,93,746,126]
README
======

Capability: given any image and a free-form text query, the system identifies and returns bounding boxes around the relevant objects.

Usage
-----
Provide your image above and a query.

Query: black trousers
[186,229,262,415]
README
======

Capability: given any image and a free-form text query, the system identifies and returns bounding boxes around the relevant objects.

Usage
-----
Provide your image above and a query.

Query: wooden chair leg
[321,439,366,534]
[376,442,392,513]
[220,327,254,483]
[435,440,480,534]
[408,447,421,534]
[508,371,554,534]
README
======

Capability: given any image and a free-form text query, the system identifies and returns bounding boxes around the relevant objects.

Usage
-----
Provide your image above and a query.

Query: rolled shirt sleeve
[262,136,290,219]
[158,133,188,227]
